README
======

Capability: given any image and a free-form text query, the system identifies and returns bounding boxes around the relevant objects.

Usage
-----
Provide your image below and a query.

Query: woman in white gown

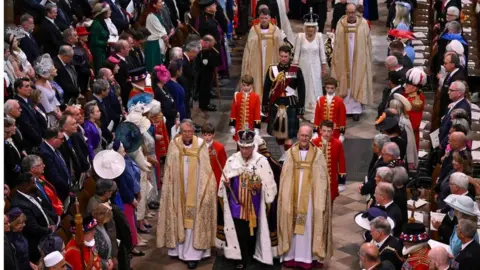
[293,8,327,122]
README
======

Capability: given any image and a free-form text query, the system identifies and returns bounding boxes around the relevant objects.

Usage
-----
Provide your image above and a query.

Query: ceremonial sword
[210,147,240,204]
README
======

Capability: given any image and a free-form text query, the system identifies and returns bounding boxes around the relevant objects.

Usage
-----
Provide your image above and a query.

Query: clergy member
[331,3,373,121]
[241,7,285,102]
[201,123,227,189]
[216,129,277,269]
[312,120,347,196]
[156,119,217,269]
[229,75,262,140]
[262,45,306,161]
[277,123,333,269]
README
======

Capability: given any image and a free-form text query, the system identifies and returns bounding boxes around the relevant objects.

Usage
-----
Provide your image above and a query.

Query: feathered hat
[405,67,427,87]
[393,93,412,112]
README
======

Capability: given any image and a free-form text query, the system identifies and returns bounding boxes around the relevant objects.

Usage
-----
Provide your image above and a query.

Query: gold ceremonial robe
[156,135,217,250]
[241,23,284,102]
[331,15,373,105]
[277,142,333,260]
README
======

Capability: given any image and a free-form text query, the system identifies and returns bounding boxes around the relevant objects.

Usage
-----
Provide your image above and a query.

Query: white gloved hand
[229,127,236,135]
[312,132,319,139]
[254,128,260,136]
[202,59,208,65]
[340,134,345,142]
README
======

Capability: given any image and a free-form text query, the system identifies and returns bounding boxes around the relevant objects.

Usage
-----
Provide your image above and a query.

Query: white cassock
[167,138,211,260]
[281,150,319,264]
[343,23,363,114]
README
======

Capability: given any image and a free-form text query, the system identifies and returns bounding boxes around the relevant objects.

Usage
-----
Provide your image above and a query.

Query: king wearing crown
[216,129,277,269]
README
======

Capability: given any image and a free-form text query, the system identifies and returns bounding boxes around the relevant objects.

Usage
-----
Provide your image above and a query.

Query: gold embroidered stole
[255,23,277,78]
[342,17,360,89]
[175,136,201,229]
[238,172,258,236]
[291,144,316,234]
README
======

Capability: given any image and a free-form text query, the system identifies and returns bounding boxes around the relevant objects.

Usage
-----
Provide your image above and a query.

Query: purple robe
[83,120,101,161]
[228,176,261,220]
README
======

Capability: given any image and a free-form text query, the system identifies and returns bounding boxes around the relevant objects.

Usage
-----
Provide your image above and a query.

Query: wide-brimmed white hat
[126,112,151,134]
[354,207,396,231]
[444,194,480,217]
[393,93,412,112]
[93,150,126,179]
[44,251,64,267]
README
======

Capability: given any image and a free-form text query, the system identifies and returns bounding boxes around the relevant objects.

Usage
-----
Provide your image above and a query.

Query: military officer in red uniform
[402,68,426,149]
[230,75,262,141]
[400,223,430,270]
[202,123,228,189]
[312,120,347,199]
[313,77,347,141]
[65,216,103,270]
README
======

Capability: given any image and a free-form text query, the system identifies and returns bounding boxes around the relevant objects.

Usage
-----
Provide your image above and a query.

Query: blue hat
[127,93,153,112]
[115,122,142,153]
[354,206,396,230]
[70,215,98,233]
[39,234,64,255]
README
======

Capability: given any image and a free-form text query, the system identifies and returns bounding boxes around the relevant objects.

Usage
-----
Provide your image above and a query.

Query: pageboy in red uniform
[402,68,427,149]
[313,77,346,141]
[229,75,261,141]
[312,120,347,200]
[65,216,102,270]
[202,123,227,189]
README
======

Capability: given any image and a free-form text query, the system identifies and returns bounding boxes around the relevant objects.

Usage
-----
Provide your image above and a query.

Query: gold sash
[255,23,277,83]
[175,136,202,229]
[290,143,316,235]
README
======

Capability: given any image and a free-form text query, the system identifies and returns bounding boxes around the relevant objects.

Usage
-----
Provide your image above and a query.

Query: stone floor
[131,2,393,269]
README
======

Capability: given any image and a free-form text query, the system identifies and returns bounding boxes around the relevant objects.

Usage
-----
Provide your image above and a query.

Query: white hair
[451,80,466,94]
[447,6,460,18]
[5,99,19,115]
[450,172,469,190]
[169,47,183,61]
[385,56,399,68]
[383,142,401,159]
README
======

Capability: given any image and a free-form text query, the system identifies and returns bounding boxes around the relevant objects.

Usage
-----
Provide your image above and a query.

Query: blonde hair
[10,213,27,229]
[393,5,411,28]
[92,203,113,225]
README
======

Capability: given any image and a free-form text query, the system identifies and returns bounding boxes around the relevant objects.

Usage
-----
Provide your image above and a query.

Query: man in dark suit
[45,0,71,31]
[63,28,92,94]
[4,117,23,189]
[438,53,468,119]
[389,41,413,70]
[89,79,114,145]
[385,55,406,82]
[179,41,201,119]
[38,3,64,57]
[360,134,390,200]
[58,115,91,186]
[378,71,405,117]
[452,219,480,270]
[39,127,71,202]
[63,106,90,159]
[374,182,403,237]
[98,68,123,128]
[370,217,404,269]
[10,173,58,262]
[439,80,471,149]
[18,14,41,64]
[12,78,44,152]
[102,0,129,33]
[359,243,396,270]
[196,35,220,111]
[53,45,80,105]
[112,40,133,107]
[432,21,468,77]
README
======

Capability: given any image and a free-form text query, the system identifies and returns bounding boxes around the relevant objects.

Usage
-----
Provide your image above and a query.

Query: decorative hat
[128,66,147,82]
[69,215,97,233]
[446,40,464,55]
[303,7,319,27]
[127,93,153,112]
[7,207,23,222]
[199,0,215,8]
[405,68,427,87]
[354,206,396,230]
[388,71,404,85]
[75,26,90,36]
[107,55,120,64]
[375,111,400,131]
[126,112,151,134]
[93,150,126,179]
[34,54,55,79]
[44,251,64,267]
[115,122,142,152]
[39,234,64,255]
[154,65,171,84]
[396,1,412,11]
[237,130,256,147]
[92,2,110,18]
[393,93,412,112]
[388,29,415,40]
[400,223,429,243]
[112,138,122,152]
[444,194,480,217]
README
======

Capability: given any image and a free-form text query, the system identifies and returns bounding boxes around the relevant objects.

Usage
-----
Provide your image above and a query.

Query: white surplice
[344,23,363,114]
[281,150,319,264]
[167,138,211,261]
[261,28,269,76]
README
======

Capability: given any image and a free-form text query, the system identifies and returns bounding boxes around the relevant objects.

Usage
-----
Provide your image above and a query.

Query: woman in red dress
[149,100,169,189]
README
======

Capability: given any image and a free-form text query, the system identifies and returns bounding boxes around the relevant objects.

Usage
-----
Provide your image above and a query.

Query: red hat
[388,29,416,40]
[108,56,120,64]
[76,26,90,36]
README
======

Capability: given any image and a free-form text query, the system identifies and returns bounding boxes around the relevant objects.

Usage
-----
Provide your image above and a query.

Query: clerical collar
[183,140,192,146]
[260,24,269,30]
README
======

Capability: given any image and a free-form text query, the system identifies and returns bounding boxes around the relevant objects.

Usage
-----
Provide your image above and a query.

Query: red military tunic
[229,90,261,141]
[403,90,425,149]
[401,247,429,270]
[313,95,347,139]
[311,137,346,201]
[209,141,227,189]
[65,239,102,270]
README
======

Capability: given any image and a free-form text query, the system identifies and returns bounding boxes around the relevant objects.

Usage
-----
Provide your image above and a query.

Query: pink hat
[154,65,171,84]
[108,56,120,64]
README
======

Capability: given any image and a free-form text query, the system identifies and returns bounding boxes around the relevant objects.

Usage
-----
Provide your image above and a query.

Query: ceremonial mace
[210,147,239,204]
